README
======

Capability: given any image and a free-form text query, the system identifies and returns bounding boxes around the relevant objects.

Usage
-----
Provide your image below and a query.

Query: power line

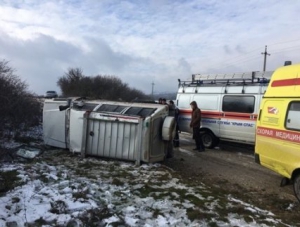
[217,40,300,67]
[272,47,300,55]
[218,47,262,66]
[221,55,260,69]
[207,40,300,71]
[270,45,300,54]
[269,38,300,46]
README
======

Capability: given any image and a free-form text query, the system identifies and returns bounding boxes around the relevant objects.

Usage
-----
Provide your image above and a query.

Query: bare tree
[57,68,149,101]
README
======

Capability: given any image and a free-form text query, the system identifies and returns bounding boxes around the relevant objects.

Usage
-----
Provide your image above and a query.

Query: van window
[286,102,300,131]
[193,95,219,110]
[222,96,255,113]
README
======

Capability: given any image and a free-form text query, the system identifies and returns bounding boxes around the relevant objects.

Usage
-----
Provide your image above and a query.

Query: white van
[176,71,273,148]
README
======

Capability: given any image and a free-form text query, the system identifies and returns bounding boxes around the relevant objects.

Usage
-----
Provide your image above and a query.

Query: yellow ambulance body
[255,63,300,201]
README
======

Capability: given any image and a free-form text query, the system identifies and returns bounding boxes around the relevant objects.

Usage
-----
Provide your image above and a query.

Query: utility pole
[261,45,271,71]
[151,82,155,99]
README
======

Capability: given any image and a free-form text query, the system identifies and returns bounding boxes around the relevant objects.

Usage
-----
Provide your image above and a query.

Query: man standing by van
[169,100,180,147]
[190,101,205,152]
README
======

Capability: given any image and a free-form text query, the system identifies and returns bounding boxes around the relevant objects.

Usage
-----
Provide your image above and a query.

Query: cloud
[0,0,300,95]
[223,45,232,55]
[177,58,192,76]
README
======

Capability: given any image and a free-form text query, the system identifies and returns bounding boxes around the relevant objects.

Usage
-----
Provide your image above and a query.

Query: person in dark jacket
[190,101,205,152]
[169,100,180,147]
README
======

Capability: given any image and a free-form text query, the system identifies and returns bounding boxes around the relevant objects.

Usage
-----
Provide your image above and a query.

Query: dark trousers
[193,127,204,150]
[173,130,180,147]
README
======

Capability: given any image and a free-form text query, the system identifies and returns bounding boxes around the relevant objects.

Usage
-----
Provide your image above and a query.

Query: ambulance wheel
[293,174,300,202]
[201,131,217,149]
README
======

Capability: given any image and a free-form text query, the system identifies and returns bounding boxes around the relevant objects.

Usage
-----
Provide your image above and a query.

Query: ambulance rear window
[222,96,255,113]
[286,102,300,131]
[289,102,300,111]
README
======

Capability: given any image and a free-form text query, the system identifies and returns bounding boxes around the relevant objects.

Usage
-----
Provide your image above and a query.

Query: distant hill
[151,92,177,101]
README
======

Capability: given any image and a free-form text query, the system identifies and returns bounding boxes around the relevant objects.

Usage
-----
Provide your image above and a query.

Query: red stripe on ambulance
[257,126,300,143]
[271,78,300,87]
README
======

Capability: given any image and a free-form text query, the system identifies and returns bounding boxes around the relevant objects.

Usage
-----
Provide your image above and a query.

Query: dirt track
[165,132,300,224]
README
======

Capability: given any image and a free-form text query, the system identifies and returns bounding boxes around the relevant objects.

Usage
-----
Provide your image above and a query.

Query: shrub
[0,60,41,135]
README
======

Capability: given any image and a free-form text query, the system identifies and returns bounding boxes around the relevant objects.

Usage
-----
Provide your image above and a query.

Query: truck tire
[162,116,176,141]
[201,131,218,149]
[293,173,300,202]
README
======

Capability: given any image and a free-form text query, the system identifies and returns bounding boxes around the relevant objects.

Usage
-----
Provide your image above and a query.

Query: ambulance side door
[219,90,256,142]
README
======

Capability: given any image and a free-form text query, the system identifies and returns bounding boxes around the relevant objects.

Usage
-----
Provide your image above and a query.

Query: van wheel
[293,174,300,202]
[201,131,217,149]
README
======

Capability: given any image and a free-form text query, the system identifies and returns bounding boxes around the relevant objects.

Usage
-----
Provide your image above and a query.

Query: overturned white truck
[43,98,176,163]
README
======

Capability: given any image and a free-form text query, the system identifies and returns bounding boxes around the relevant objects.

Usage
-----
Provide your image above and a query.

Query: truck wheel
[201,131,217,149]
[293,174,300,202]
[162,117,176,141]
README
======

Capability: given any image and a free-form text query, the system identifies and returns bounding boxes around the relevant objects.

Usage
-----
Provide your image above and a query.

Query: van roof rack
[179,71,273,87]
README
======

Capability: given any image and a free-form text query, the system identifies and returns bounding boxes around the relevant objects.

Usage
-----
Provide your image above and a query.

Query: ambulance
[255,62,300,201]
[176,71,273,148]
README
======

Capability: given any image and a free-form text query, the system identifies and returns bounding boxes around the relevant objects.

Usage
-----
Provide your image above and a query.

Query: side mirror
[59,105,70,111]
[59,99,71,111]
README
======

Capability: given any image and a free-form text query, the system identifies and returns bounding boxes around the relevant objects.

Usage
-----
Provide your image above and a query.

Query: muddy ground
[165,133,300,225]
[2,132,300,225]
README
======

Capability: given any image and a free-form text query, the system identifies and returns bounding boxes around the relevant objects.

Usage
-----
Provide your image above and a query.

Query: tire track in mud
[165,133,299,215]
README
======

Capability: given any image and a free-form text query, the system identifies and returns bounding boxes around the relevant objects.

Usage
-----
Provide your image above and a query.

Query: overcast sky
[1,0,300,95]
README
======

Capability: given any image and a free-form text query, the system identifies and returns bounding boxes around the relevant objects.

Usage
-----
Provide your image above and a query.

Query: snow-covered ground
[0,125,294,226]
[0,149,292,227]
[0,125,43,149]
